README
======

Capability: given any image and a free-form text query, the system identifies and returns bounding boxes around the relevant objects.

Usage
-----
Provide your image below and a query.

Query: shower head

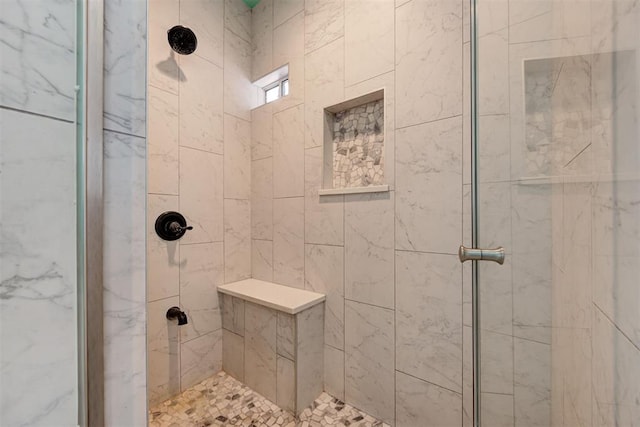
[167,25,197,55]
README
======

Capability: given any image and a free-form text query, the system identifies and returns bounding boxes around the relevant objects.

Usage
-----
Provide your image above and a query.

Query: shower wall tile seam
[225,28,251,46]
[507,35,588,46]
[393,2,398,424]
[103,124,145,140]
[104,127,146,140]
[148,191,180,197]
[192,53,224,70]
[272,195,305,200]
[593,303,640,353]
[148,294,180,304]
[344,298,395,312]
[343,70,392,90]
[272,10,305,32]
[304,242,345,249]
[180,327,223,345]
[0,105,75,124]
[303,34,345,59]
[148,82,178,96]
[180,240,225,245]
[395,369,463,396]
[177,145,224,156]
[394,248,459,257]
[394,113,464,132]
[225,111,252,124]
[252,154,273,162]
[271,101,305,115]
[481,391,515,397]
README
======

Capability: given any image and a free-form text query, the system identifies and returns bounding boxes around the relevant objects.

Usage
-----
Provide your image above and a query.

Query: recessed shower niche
[319,89,390,196]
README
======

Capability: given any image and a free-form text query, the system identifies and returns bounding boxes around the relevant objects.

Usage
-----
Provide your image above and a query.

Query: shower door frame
[469,0,481,425]
[81,0,106,425]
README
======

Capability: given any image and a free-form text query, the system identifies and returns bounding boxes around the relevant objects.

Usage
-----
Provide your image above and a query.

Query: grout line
[180,241,224,246]
[304,33,344,58]
[180,328,223,345]
[272,8,304,32]
[304,242,345,249]
[148,82,179,96]
[272,100,305,116]
[104,127,146,140]
[178,144,224,156]
[0,105,75,124]
[272,194,305,200]
[395,369,463,396]
[480,391,515,397]
[392,0,398,421]
[395,248,459,256]
[341,4,347,398]
[344,298,394,312]
[148,192,180,197]
[224,111,252,124]
[594,303,640,354]
[395,113,463,132]
[192,52,224,70]
[506,1,516,419]
[147,294,180,304]
[344,69,394,90]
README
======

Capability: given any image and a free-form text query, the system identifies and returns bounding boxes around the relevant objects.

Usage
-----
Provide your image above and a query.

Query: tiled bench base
[219,280,325,415]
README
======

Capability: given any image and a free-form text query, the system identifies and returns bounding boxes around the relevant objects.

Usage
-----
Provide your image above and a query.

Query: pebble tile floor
[149,372,389,427]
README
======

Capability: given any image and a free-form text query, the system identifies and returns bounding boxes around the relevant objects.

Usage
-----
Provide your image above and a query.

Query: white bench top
[218,279,325,315]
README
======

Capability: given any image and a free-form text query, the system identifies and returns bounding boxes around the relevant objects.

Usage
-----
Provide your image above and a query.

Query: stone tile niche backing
[328,93,385,189]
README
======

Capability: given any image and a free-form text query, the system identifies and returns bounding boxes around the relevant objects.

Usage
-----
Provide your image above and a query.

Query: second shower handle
[155,211,193,241]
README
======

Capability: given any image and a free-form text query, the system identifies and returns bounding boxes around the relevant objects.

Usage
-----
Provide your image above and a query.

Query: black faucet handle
[155,211,192,241]
[168,221,193,234]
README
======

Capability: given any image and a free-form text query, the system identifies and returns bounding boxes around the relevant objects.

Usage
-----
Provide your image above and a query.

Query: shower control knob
[168,221,193,234]
[155,211,193,241]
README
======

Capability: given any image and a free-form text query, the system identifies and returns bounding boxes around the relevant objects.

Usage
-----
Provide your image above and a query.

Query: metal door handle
[458,245,505,264]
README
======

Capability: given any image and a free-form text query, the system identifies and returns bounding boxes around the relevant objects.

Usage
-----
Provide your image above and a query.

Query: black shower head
[167,25,197,55]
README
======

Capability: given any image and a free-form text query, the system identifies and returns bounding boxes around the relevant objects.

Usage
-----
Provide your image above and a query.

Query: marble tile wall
[250,1,464,425]
[469,1,640,426]
[102,0,149,424]
[0,110,78,425]
[1,0,149,424]
[221,295,324,415]
[1,1,80,424]
[146,0,253,407]
[250,1,640,426]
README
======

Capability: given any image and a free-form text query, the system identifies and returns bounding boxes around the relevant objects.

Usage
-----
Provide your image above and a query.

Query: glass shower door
[472,0,640,425]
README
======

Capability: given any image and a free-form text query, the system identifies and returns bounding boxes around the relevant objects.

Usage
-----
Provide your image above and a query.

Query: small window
[265,84,280,103]
[253,64,289,107]
[263,77,289,104]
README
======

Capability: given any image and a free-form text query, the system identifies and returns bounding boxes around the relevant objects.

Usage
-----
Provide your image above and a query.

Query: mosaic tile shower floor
[149,372,389,427]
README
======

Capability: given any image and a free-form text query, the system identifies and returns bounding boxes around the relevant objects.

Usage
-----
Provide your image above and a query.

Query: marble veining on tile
[0,0,76,121]
[149,372,388,427]
[332,99,385,189]
[0,110,78,426]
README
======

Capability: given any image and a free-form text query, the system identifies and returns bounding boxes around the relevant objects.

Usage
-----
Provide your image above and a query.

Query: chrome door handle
[458,245,505,264]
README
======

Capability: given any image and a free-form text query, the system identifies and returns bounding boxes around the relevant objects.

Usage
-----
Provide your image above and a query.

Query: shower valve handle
[168,221,193,234]
[155,211,193,241]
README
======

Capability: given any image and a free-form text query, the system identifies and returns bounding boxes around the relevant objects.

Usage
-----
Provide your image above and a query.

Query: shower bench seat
[218,279,325,415]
